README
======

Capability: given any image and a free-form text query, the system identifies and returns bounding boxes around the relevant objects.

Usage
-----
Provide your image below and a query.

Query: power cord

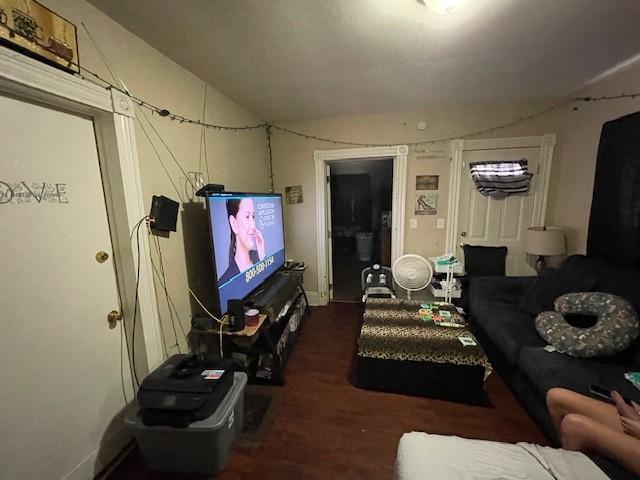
[128,216,148,388]
[148,256,189,345]
[126,213,232,392]
[150,230,185,353]
[148,236,230,356]
[119,315,128,404]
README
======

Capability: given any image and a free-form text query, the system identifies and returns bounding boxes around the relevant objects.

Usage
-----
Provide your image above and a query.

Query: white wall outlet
[436,218,445,230]
[409,218,418,229]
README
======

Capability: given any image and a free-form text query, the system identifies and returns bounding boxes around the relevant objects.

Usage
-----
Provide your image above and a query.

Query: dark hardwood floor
[108,302,546,480]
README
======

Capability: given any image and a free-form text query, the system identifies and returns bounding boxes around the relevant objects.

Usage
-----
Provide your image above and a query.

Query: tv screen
[207,192,285,315]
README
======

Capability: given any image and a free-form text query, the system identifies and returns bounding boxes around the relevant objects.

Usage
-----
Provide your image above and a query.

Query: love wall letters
[0,181,69,204]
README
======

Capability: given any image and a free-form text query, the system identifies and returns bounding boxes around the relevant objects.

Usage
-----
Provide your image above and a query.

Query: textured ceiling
[87,0,640,121]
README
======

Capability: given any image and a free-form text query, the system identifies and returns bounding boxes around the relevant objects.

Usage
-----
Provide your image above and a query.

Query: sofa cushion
[470,276,534,307]
[518,347,640,402]
[473,301,545,365]
[463,245,508,277]
[518,267,597,315]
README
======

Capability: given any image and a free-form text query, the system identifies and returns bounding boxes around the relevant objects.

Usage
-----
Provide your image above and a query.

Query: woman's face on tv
[230,199,257,252]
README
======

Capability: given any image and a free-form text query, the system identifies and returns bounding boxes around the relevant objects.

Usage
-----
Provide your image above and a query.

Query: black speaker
[228,299,246,332]
[150,195,179,232]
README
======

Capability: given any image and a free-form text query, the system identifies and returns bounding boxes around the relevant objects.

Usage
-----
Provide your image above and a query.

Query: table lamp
[525,226,566,273]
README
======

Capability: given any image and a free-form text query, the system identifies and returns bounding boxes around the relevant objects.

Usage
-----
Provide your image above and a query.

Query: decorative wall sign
[285,185,303,204]
[416,175,439,190]
[415,192,437,215]
[0,0,79,73]
[0,181,69,204]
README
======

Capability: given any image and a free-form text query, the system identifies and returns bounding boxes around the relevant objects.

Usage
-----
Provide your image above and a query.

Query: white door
[457,142,547,276]
[0,94,132,479]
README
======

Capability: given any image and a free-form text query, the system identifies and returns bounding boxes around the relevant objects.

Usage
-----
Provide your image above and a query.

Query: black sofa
[469,255,640,480]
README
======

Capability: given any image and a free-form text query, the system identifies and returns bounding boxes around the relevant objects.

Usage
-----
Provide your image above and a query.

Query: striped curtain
[469,159,533,198]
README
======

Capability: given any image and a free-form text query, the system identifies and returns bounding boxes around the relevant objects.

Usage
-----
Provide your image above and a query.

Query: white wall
[23,0,640,344]
[39,0,269,362]
[272,101,567,295]
[273,59,640,297]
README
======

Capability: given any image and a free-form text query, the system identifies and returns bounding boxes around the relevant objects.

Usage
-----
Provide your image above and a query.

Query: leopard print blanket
[358,298,492,376]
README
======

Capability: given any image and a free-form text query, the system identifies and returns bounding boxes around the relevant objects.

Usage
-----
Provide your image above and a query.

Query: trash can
[356,231,374,261]
[125,372,247,475]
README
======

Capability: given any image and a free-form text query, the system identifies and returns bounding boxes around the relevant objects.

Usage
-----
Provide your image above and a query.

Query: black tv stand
[245,271,298,317]
[191,268,307,385]
[239,269,307,384]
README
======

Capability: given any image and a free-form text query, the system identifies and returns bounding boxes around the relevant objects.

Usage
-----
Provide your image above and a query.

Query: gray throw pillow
[535,292,639,358]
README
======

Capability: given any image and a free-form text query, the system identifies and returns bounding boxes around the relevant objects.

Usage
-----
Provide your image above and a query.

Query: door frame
[445,134,557,253]
[0,47,164,369]
[314,145,408,304]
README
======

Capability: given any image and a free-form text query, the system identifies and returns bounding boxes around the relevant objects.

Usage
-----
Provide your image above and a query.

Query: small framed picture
[416,175,439,190]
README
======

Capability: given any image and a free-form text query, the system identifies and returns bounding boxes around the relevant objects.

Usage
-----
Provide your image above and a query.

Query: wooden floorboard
[108,302,546,479]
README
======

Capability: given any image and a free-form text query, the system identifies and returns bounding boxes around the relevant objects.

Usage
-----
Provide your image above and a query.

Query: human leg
[546,387,622,434]
[560,413,640,476]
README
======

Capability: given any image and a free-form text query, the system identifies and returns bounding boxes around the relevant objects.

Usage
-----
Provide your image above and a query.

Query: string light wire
[152,232,183,353]
[266,125,275,193]
[135,116,186,203]
[138,108,199,192]
[200,83,212,183]
[146,233,230,355]
[8,21,640,145]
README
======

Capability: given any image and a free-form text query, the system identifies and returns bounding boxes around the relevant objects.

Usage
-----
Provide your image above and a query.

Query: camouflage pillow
[535,292,639,358]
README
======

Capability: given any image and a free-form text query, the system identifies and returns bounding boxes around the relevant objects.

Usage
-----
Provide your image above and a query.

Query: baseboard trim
[305,291,323,306]
[94,441,135,480]
[63,414,132,480]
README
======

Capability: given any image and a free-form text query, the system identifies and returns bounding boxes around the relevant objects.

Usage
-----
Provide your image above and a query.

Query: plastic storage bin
[356,231,374,261]
[125,371,247,475]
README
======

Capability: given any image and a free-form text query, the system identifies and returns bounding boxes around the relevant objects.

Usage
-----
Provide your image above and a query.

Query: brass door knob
[107,310,123,324]
[96,251,109,263]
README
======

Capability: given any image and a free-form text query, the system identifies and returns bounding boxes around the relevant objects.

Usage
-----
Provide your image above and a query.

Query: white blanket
[395,432,609,480]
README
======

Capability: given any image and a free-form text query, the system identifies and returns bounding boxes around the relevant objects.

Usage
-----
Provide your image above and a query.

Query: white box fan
[392,254,433,299]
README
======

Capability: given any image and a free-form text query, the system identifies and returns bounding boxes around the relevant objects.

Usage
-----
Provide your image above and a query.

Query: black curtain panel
[587,110,640,269]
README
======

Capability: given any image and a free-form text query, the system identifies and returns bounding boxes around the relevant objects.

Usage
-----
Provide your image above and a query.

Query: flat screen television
[206,192,285,315]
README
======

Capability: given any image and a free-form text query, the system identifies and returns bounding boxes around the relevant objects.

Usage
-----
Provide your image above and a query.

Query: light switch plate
[436,218,445,229]
[409,218,418,229]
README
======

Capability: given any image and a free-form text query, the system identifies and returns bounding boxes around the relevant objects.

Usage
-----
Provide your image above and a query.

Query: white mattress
[395,432,609,480]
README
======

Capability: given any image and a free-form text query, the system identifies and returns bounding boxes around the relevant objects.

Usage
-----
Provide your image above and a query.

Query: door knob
[95,251,109,263]
[107,310,123,325]
[460,231,467,237]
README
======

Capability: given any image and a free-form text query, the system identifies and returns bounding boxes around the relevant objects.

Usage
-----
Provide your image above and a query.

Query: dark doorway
[330,158,394,302]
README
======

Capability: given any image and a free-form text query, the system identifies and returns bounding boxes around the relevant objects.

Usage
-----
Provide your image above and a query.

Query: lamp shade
[525,226,566,256]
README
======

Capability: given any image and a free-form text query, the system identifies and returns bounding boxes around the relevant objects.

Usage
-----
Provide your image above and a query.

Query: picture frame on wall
[416,175,439,190]
[0,0,79,73]
[415,192,437,215]
[285,185,303,204]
